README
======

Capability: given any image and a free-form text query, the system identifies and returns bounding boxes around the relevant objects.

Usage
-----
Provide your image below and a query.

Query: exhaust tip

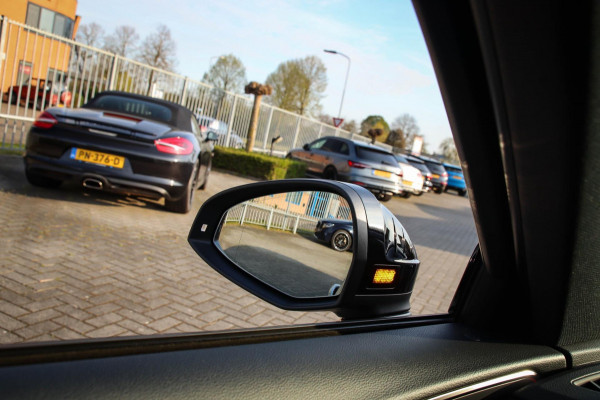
[82,178,103,190]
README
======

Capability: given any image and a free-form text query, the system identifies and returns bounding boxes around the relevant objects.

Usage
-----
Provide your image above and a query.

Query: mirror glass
[217,191,354,298]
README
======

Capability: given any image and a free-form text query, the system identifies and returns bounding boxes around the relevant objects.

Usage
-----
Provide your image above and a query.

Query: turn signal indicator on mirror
[373,268,396,284]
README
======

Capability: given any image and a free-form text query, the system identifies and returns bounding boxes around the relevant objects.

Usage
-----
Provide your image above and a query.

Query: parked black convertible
[24,91,217,213]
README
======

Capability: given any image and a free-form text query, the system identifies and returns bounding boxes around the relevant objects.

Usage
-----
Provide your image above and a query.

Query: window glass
[53,14,66,37]
[0,1,477,345]
[39,8,54,33]
[86,95,173,122]
[25,3,40,27]
[63,18,74,38]
[310,138,327,150]
[355,147,398,165]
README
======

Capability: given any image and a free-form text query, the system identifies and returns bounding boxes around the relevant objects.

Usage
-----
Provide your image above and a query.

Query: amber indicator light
[373,269,396,284]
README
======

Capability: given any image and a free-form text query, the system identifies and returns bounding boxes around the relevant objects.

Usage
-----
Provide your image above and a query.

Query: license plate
[432,174,440,178]
[373,170,391,178]
[454,176,463,180]
[70,148,125,168]
[403,180,413,186]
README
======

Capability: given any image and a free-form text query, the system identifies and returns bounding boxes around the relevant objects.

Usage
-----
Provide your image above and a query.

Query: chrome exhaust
[82,178,103,190]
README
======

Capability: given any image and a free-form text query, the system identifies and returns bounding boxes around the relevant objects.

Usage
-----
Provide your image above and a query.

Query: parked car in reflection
[24,91,217,213]
[405,154,433,194]
[443,162,467,196]
[394,154,424,197]
[6,78,72,109]
[314,219,354,252]
[196,116,245,149]
[287,136,403,202]
[414,155,447,194]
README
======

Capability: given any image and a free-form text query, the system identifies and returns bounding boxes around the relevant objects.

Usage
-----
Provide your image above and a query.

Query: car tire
[414,191,423,196]
[433,187,442,194]
[380,193,393,202]
[25,169,62,188]
[331,229,352,252]
[459,189,467,197]
[323,166,338,180]
[400,192,412,199]
[165,162,198,214]
[199,160,211,190]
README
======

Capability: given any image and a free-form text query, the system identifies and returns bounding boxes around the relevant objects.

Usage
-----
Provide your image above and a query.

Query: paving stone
[0,156,477,344]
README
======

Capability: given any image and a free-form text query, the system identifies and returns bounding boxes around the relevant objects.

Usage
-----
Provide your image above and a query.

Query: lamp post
[323,49,351,119]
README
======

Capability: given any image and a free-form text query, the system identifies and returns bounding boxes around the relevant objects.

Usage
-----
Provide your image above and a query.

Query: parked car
[7,78,72,109]
[443,162,467,196]
[394,154,425,197]
[24,91,217,213]
[197,116,245,149]
[415,155,448,194]
[405,154,433,194]
[314,219,353,251]
[287,136,403,201]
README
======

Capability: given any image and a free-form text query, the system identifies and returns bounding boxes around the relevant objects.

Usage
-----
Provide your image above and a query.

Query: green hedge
[213,146,306,180]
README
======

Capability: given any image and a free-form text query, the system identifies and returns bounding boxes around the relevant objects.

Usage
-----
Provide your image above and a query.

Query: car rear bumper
[24,153,191,201]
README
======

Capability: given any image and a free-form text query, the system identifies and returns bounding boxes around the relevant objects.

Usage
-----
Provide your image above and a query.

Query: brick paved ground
[0,154,477,344]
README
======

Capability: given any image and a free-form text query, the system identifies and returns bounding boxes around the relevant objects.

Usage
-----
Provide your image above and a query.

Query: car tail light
[33,111,58,129]
[396,171,403,178]
[348,160,368,169]
[442,172,448,177]
[155,137,194,155]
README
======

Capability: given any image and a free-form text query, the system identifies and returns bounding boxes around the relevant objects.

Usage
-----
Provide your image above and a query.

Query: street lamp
[324,49,351,119]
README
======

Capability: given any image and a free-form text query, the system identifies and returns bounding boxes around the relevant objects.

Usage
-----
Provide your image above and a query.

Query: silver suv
[287,136,403,201]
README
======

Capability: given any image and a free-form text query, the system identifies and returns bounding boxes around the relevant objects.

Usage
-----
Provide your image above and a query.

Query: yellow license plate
[432,174,440,178]
[71,148,125,168]
[455,176,463,180]
[403,180,413,186]
[373,170,391,178]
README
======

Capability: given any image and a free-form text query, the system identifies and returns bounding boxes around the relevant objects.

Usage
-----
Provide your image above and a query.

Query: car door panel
[0,322,565,400]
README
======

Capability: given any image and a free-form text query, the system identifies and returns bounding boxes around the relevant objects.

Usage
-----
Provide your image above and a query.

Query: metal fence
[225,192,351,234]
[0,16,392,155]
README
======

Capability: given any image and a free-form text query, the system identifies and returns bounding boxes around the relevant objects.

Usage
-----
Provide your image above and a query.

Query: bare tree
[76,23,105,47]
[104,26,139,58]
[439,138,460,164]
[392,114,420,148]
[137,25,177,71]
[203,54,247,94]
[266,56,327,116]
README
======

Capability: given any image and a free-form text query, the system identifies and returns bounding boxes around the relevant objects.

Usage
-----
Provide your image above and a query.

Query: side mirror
[303,143,310,151]
[188,179,420,319]
[206,130,219,142]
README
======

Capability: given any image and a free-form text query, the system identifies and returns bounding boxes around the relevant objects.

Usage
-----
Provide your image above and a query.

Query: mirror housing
[206,130,219,142]
[302,143,310,151]
[188,179,420,319]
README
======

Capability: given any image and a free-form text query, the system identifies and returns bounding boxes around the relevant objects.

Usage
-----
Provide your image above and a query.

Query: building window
[17,61,33,86]
[285,192,303,206]
[25,2,74,39]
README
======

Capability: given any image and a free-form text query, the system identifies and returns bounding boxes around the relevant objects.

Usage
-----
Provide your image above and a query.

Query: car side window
[309,138,327,150]
[321,138,339,152]
[329,140,349,155]
[190,116,203,140]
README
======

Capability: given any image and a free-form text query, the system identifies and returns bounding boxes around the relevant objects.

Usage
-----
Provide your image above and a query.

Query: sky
[76,0,452,150]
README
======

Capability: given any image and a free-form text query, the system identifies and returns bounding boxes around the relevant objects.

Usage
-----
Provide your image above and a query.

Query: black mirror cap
[303,143,310,151]
[188,179,420,320]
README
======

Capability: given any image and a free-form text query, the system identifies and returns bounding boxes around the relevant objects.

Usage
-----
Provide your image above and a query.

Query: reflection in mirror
[217,191,354,298]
